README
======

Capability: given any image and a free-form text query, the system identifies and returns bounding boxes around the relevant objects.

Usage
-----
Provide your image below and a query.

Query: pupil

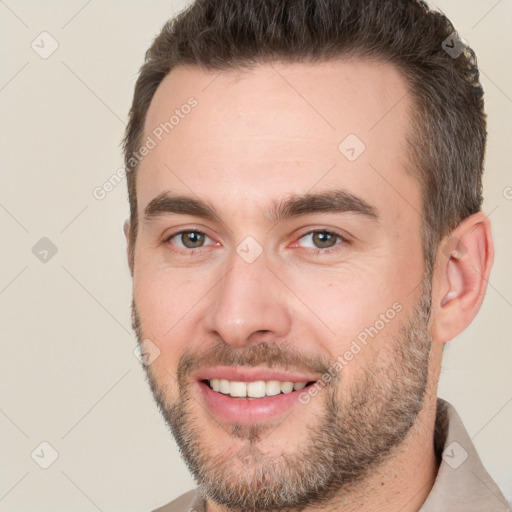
[183,232,204,248]
[314,232,335,248]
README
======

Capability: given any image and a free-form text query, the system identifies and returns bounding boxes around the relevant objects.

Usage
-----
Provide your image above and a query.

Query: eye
[297,230,346,251]
[166,230,213,250]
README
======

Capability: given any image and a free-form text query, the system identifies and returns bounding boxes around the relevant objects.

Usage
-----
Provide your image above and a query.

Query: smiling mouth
[203,378,317,399]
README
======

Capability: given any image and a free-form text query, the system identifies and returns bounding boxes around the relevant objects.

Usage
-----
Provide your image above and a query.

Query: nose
[202,249,292,348]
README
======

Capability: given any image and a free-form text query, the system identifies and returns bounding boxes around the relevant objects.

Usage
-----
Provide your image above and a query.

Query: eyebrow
[143,189,379,225]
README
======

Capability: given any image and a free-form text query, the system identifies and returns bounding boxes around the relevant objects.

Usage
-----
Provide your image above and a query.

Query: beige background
[0,1,511,511]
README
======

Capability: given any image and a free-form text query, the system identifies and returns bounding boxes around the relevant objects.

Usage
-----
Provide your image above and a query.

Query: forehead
[137,59,419,224]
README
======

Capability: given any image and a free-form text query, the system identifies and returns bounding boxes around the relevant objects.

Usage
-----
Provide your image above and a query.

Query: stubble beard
[132,276,433,512]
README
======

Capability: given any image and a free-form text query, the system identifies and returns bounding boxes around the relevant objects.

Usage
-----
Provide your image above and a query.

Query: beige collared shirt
[152,398,511,512]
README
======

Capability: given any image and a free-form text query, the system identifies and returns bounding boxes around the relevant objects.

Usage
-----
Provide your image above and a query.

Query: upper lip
[192,366,321,383]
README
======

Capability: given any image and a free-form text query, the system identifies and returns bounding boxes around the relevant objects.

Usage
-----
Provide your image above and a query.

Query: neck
[318,395,440,512]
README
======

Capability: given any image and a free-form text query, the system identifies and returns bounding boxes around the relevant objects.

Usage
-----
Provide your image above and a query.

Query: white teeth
[265,380,281,396]
[247,381,266,398]
[208,379,310,398]
[219,379,230,394]
[280,381,294,393]
[229,381,247,397]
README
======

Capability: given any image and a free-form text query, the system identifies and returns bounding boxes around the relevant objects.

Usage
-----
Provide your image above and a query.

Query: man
[122,0,510,511]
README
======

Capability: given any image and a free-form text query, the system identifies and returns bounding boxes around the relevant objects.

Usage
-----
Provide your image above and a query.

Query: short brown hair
[123,0,486,275]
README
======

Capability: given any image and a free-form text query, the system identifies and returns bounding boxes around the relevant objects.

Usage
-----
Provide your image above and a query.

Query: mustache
[131,297,336,384]
[176,339,333,382]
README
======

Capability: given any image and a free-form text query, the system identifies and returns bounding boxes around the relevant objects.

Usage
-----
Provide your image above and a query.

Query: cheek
[133,266,209,374]
[134,250,210,325]
[284,262,412,367]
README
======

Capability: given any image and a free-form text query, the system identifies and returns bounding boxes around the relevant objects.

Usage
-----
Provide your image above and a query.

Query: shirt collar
[419,397,510,511]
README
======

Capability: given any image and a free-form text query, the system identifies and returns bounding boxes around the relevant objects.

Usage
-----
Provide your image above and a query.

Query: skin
[124,59,494,512]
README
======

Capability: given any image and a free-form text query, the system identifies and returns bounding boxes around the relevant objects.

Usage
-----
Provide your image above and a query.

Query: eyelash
[164,228,348,255]
[296,229,347,255]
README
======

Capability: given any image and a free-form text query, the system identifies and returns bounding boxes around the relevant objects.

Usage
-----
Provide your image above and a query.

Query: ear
[123,220,134,277]
[431,212,494,344]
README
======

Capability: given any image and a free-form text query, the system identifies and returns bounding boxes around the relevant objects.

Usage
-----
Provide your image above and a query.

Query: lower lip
[196,381,312,424]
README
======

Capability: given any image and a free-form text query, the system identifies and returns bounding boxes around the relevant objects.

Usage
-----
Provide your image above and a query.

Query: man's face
[129,60,434,509]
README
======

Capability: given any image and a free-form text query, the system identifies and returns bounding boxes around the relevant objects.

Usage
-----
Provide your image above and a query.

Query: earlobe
[432,213,494,343]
